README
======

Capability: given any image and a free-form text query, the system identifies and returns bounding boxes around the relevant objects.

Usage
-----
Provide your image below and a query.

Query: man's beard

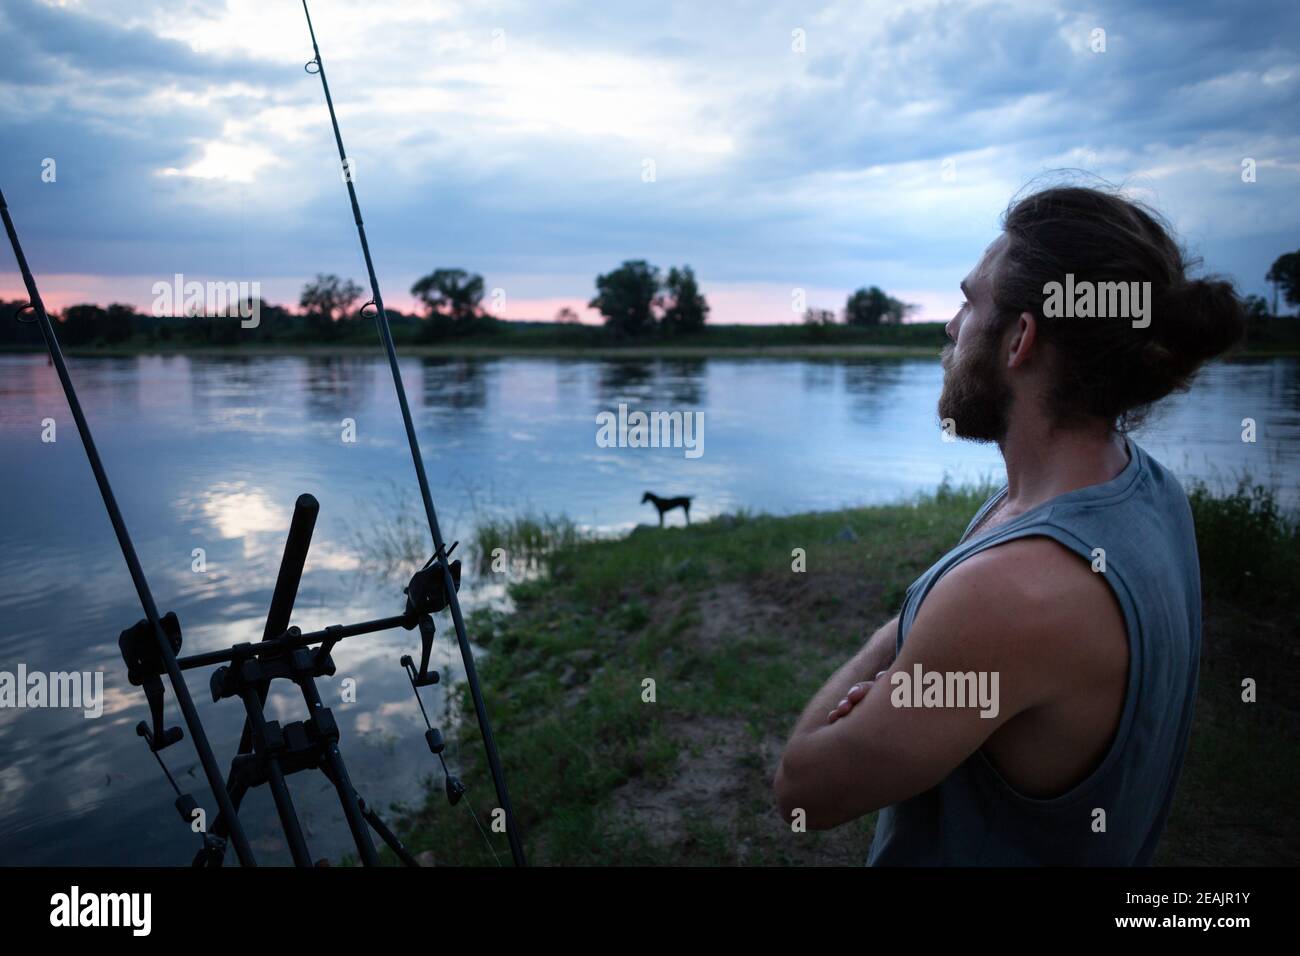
[937,326,1013,444]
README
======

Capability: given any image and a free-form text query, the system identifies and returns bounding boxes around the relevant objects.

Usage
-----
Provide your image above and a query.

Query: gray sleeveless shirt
[867,437,1201,865]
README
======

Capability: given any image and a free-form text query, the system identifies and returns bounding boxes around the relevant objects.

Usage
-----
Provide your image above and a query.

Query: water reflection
[596,359,656,402]
[418,358,489,412]
[800,361,836,394]
[843,360,909,422]
[593,358,708,409]
[656,359,707,406]
[303,356,377,418]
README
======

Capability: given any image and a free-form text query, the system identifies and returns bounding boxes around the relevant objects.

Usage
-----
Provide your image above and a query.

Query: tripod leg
[295,673,381,866]
[198,778,252,867]
[356,794,420,867]
[239,687,314,867]
[316,760,418,866]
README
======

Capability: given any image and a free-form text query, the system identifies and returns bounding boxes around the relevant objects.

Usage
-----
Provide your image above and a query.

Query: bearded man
[774,185,1245,865]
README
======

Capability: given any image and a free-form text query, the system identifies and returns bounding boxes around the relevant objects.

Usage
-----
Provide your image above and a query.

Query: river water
[0,352,1296,864]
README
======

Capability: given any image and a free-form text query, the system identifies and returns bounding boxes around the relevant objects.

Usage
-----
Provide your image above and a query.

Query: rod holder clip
[119,611,185,751]
[400,614,442,688]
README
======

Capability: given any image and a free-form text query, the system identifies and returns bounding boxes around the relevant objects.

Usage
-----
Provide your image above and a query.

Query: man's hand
[827,671,888,723]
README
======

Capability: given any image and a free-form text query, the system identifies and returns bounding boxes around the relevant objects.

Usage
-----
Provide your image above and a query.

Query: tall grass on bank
[345,485,586,584]
[1187,478,1300,607]
[1163,478,1299,864]
[346,481,429,581]
[349,472,1299,612]
[469,513,588,576]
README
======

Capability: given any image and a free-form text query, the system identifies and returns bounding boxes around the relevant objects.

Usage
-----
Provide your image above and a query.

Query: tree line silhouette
[2,250,1297,350]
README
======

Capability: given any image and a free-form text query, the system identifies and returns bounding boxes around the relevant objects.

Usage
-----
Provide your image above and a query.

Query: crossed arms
[773,537,1106,829]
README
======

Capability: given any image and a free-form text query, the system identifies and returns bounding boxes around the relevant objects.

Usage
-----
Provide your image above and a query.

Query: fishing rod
[300,0,527,866]
[0,187,258,868]
[4,189,481,864]
[4,4,524,868]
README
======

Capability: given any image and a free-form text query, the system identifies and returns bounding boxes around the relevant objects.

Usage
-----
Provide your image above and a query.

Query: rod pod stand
[188,494,419,867]
[123,491,479,866]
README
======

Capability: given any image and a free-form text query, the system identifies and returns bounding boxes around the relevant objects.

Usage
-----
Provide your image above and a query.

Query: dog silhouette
[642,491,692,527]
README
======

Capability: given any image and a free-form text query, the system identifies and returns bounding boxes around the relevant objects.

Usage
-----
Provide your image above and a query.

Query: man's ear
[1005,310,1038,369]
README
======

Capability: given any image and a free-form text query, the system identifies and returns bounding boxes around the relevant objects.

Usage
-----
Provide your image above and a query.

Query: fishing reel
[121,611,224,860]
[400,545,466,805]
[404,542,462,616]
[402,543,461,687]
[119,611,184,752]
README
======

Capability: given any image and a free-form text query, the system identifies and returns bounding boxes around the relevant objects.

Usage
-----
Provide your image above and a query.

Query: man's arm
[773,538,1085,830]
[786,616,897,736]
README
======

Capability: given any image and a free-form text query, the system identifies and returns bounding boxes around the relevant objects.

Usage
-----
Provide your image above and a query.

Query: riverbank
[5,315,1298,359]
[8,342,1300,361]
[396,480,1300,866]
[2,342,941,360]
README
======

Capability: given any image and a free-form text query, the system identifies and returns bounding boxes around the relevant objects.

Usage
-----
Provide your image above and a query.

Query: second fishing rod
[0,187,257,868]
[300,0,526,867]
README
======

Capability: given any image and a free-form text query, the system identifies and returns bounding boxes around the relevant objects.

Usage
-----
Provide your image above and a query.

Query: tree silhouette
[803,307,837,326]
[589,260,662,337]
[410,269,485,323]
[299,273,363,338]
[845,286,914,325]
[60,304,105,346]
[105,303,136,344]
[662,265,709,335]
[1266,251,1300,312]
[1243,294,1269,320]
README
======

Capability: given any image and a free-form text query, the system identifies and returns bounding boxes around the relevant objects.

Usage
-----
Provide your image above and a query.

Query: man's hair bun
[996,183,1247,430]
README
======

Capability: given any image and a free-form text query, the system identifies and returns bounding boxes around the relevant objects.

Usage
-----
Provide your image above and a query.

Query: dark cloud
[0,0,278,83]
[0,0,1296,312]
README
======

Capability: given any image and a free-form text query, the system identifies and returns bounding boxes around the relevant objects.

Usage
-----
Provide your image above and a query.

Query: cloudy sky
[1,0,1297,323]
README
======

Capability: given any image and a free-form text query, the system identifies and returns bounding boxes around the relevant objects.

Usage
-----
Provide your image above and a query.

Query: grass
[1156,479,1300,864]
[1185,477,1300,604]
[469,513,588,576]
[394,477,1299,866]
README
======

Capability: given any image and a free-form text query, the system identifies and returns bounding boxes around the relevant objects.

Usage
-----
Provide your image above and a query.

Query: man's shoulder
[946,535,1107,608]
[917,535,1125,672]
